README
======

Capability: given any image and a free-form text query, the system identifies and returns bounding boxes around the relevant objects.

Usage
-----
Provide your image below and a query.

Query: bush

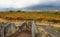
[17,10,21,12]
[9,10,14,12]
[54,12,60,15]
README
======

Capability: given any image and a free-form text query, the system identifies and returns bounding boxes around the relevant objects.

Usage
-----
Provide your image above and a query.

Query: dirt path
[5,31,31,37]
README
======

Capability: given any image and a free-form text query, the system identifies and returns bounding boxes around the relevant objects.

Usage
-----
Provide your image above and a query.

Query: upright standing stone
[31,20,39,37]
[0,23,4,37]
[4,23,17,36]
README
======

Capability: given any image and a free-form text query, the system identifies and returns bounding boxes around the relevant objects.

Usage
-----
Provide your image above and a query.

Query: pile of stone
[0,22,18,37]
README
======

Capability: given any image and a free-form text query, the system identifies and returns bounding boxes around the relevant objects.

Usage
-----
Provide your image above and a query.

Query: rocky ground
[5,30,31,37]
[0,18,60,37]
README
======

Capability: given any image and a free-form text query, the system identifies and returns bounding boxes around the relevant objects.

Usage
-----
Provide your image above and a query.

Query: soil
[5,30,31,37]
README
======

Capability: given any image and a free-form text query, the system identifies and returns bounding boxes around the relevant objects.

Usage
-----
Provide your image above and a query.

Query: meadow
[0,11,60,20]
[0,11,60,37]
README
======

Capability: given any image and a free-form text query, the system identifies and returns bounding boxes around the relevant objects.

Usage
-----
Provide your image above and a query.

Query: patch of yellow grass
[0,12,60,20]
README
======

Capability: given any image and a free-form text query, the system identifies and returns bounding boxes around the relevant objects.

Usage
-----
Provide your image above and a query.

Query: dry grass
[0,11,60,20]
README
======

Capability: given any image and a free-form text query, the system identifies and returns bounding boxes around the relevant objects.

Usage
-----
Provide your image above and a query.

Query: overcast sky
[0,0,59,8]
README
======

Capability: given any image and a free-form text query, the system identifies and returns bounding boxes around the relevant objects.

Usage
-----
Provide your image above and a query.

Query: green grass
[37,25,60,32]
[53,27,60,32]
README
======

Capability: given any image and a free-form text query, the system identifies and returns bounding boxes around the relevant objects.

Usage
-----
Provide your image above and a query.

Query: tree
[17,10,21,12]
[9,10,13,12]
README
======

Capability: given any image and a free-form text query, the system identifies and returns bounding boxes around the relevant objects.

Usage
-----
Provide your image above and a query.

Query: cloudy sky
[0,0,59,8]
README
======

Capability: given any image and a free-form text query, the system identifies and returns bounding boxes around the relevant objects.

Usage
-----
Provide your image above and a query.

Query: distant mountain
[0,8,22,11]
[23,4,60,10]
[0,4,60,11]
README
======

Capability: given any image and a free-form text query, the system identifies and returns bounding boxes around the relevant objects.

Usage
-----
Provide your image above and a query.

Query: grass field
[0,11,60,37]
[0,11,60,20]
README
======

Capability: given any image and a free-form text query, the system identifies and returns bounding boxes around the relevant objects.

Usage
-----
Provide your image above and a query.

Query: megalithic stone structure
[4,23,17,36]
[31,20,39,37]
[0,23,4,37]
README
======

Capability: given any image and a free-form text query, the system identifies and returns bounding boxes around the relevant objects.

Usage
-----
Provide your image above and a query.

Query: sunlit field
[0,11,60,37]
[0,11,60,20]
